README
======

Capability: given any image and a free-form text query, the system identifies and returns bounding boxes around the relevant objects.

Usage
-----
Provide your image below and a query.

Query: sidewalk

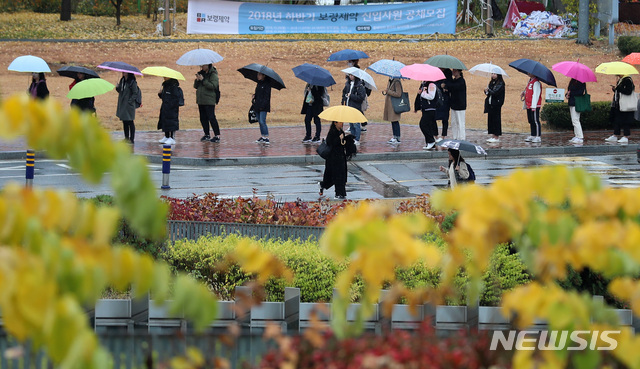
[2,123,638,166]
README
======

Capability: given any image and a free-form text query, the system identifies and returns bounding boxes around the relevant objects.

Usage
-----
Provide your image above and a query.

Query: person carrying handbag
[605,74,635,144]
[382,77,404,144]
[566,78,586,144]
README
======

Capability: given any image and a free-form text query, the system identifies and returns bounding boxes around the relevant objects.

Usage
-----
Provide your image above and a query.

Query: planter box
[95,297,148,334]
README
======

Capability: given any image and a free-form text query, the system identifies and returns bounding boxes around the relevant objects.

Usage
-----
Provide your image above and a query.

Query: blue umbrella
[367,59,406,79]
[292,63,336,87]
[97,61,142,75]
[8,55,50,73]
[509,58,557,87]
[176,49,224,66]
[327,49,369,62]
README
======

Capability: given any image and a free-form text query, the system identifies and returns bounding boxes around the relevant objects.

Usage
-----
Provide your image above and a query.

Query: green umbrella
[425,55,467,71]
[67,78,114,99]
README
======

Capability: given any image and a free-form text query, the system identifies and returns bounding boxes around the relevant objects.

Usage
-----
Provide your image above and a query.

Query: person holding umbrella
[301,84,325,143]
[28,72,49,100]
[415,80,438,150]
[194,63,221,143]
[341,73,367,145]
[565,78,586,144]
[253,72,272,144]
[115,72,139,145]
[484,73,505,143]
[70,72,96,114]
[382,77,404,144]
[435,68,452,142]
[157,77,184,145]
[520,73,542,143]
[605,74,635,144]
[442,69,467,140]
[319,121,349,200]
[439,148,471,189]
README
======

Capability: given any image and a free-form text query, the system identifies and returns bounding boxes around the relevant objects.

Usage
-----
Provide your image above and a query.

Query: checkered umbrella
[437,139,487,155]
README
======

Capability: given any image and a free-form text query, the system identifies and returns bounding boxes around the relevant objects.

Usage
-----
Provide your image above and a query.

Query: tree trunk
[577,0,589,44]
[110,0,123,26]
[60,0,71,21]
[147,0,152,18]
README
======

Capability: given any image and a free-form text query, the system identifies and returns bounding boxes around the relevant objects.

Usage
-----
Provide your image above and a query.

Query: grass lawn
[0,12,622,134]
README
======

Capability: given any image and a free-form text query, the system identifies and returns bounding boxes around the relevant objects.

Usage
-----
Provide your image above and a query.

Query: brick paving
[1,123,637,160]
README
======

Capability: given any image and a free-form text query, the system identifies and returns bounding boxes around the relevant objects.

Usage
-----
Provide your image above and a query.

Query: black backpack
[459,162,476,182]
[434,85,446,108]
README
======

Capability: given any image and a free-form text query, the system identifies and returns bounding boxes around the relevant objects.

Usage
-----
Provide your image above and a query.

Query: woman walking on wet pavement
[301,84,324,143]
[319,121,351,200]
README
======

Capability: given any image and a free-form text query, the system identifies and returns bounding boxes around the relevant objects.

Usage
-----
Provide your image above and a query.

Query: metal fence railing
[168,220,325,243]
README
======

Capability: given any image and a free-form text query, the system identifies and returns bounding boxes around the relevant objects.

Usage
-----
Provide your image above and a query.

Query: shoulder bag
[390,92,411,114]
[316,139,331,160]
[619,90,639,112]
[574,86,591,113]
[248,105,258,124]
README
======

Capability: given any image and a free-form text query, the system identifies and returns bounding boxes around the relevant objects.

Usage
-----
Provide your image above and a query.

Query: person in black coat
[254,73,272,144]
[443,69,467,140]
[484,73,505,143]
[566,78,586,144]
[435,68,452,142]
[605,75,635,144]
[301,84,325,143]
[157,77,184,145]
[69,72,96,114]
[414,80,438,150]
[28,72,49,100]
[341,74,366,144]
[319,121,348,199]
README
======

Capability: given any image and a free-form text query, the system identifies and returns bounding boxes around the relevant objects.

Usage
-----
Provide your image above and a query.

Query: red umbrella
[622,53,640,65]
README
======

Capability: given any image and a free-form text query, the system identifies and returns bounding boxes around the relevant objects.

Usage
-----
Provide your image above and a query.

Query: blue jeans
[258,111,268,136]
[349,123,361,141]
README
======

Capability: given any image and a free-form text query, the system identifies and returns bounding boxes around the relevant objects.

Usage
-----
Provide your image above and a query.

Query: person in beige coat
[382,77,404,144]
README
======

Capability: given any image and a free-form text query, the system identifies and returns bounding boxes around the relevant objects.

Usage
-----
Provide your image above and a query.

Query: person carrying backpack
[439,148,474,188]
[116,72,140,145]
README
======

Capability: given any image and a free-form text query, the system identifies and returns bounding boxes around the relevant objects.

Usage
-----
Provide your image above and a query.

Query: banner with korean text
[187,0,457,35]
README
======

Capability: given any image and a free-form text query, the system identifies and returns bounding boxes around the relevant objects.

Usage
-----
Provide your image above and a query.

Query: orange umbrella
[622,53,640,65]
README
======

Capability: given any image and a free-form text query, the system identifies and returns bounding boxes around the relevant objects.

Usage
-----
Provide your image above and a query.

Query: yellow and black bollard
[25,149,35,188]
[161,144,171,189]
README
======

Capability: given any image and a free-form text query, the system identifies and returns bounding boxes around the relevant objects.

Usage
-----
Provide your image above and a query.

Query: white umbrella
[468,63,509,78]
[8,55,51,73]
[341,67,377,90]
[176,49,224,66]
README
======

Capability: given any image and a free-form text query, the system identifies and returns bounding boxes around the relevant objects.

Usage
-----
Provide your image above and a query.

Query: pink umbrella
[551,61,597,83]
[400,63,446,81]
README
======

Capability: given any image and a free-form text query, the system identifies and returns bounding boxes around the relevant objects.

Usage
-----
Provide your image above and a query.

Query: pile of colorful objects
[513,11,576,38]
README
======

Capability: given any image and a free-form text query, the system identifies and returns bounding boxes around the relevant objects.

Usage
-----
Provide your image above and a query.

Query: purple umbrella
[97,61,143,76]
[551,61,597,83]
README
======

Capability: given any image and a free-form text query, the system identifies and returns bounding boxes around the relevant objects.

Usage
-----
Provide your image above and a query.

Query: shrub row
[162,234,532,306]
[541,101,614,130]
[0,0,188,16]
[618,36,640,56]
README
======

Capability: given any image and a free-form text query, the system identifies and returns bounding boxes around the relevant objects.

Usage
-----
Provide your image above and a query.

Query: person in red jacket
[520,73,542,143]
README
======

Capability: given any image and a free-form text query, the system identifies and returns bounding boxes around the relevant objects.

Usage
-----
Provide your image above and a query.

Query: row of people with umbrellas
[8,49,640,148]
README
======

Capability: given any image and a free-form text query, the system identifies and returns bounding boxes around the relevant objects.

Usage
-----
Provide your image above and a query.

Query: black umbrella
[237,63,286,90]
[437,139,487,155]
[57,65,100,79]
[508,58,556,87]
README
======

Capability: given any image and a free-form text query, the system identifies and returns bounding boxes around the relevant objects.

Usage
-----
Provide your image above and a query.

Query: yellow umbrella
[318,105,367,123]
[595,62,639,75]
[141,66,185,80]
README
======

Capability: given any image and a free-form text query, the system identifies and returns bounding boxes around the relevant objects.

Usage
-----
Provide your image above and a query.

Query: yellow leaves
[230,239,293,284]
[170,348,205,369]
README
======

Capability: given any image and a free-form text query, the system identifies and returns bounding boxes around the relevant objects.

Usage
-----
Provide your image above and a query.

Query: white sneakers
[531,136,541,143]
[604,135,629,144]
[423,142,435,150]
[387,137,400,144]
[165,138,176,145]
[524,136,533,142]
[486,137,500,143]
[569,137,583,144]
[605,135,618,142]
[354,140,360,146]
[159,136,168,143]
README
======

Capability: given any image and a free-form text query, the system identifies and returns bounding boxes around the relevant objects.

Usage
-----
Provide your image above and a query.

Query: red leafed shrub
[163,193,350,227]
[260,322,512,369]
[163,193,447,227]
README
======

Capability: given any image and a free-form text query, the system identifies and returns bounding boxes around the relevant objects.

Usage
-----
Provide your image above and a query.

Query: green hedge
[541,101,612,130]
[618,36,640,56]
[162,234,531,306]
